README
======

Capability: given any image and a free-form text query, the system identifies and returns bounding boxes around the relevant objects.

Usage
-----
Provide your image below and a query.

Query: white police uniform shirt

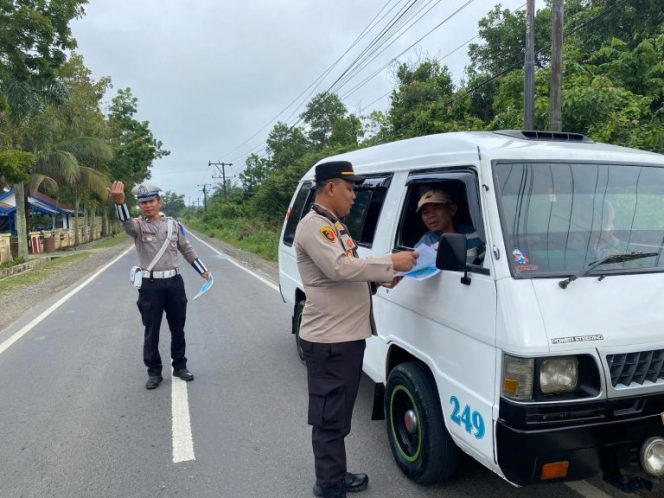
[115,203,206,274]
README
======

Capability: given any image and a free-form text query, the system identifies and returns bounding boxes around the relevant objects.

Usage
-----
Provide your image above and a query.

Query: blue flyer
[193,274,214,300]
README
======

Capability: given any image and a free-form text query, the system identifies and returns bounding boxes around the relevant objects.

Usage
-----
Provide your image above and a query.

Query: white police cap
[131,183,162,201]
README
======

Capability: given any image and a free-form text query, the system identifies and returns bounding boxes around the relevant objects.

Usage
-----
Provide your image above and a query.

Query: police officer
[108,181,211,390]
[294,161,418,498]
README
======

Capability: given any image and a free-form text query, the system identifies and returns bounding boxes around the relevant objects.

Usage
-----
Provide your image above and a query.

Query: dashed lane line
[171,375,195,463]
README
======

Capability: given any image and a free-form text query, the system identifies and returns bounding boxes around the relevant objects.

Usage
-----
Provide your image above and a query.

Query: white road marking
[565,481,614,497]
[0,245,133,355]
[171,376,195,463]
[189,232,280,292]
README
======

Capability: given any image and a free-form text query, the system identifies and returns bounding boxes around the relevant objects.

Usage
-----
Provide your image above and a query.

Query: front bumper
[497,393,664,485]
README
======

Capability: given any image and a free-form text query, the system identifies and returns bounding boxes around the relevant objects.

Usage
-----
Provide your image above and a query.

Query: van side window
[282,182,313,246]
[396,175,486,268]
[341,175,392,248]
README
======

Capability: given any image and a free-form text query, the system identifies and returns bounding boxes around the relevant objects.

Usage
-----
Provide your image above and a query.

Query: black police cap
[315,161,365,184]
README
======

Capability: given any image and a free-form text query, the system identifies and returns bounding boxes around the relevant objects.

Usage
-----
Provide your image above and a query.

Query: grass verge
[185,217,279,261]
[0,233,130,299]
[0,252,88,298]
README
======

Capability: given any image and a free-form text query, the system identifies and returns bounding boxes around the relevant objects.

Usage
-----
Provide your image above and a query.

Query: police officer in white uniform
[294,161,418,498]
[108,181,211,389]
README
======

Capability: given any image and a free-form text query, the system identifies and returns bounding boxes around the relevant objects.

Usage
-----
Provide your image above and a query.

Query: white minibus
[278,130,664,489]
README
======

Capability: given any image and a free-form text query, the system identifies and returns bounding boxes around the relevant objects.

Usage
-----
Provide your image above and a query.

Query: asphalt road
[0,234,640,498]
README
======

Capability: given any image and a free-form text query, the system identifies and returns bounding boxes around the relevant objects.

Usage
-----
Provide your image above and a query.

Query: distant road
[0,233,637,497]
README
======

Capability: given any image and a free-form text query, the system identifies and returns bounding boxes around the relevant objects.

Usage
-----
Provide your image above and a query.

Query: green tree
[0,0,89,258]
[107,88,170,198]
[468,5,550,77]
[18,55,113,244]
[161,191,186,218]
[239,153,270,196]
[388,59,456,137]
[266,122,310,170]
[300,92,351,149]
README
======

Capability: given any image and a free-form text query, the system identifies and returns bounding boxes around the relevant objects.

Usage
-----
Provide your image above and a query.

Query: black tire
[385,362,459,484]
[293,300,305,364]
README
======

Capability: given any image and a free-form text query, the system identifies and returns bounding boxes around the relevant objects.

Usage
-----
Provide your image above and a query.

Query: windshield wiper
[558,252,658,289]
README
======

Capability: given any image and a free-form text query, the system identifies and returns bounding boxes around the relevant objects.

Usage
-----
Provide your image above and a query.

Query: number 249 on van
[449,396,485,439]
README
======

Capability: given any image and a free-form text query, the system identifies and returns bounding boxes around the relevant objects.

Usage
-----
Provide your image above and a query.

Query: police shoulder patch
[319,226,336,243]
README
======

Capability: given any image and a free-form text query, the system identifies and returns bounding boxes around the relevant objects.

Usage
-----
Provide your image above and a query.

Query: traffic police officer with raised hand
[108,180,211,390]
[294,161,418,498]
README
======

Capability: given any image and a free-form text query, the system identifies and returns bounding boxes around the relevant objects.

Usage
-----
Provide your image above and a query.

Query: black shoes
[173,368,194,381]
[145,369,193,388]
[145,375,163,390]
[313,473,368,497]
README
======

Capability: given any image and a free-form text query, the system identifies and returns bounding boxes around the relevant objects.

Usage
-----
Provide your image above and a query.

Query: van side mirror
[436,233,471,285]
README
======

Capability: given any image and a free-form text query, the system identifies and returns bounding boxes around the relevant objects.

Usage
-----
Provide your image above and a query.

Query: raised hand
[107,180,125,205]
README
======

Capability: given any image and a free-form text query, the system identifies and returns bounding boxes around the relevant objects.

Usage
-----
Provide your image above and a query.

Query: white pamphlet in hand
[395,244,441,281]
[193,274,214,300]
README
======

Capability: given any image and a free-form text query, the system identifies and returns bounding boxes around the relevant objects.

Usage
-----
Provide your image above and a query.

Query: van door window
[397,170,486,269]
[341,175,392,248]
[282,182,313,246]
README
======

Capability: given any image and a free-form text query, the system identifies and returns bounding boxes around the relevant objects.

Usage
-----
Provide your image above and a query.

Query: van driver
[415,189,483,263]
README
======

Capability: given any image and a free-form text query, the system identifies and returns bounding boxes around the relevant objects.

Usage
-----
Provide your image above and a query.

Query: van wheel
[385,362,458,484]
[293,300,305,364]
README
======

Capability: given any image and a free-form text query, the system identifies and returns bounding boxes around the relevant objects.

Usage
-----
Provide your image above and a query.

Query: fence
[0,216,106,264]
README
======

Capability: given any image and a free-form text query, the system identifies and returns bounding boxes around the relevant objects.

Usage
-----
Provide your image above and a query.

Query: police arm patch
[319,226,336,243]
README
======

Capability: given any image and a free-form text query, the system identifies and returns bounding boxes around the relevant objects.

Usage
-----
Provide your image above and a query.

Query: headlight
[539,356,578,395]
[641,437,664,477]
[502,355,534,401]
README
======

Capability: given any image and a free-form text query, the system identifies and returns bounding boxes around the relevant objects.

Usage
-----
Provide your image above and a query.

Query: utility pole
[549,0,564,132]
[198,183,211,211]
[524,0,536,130]
[209,161,234,198]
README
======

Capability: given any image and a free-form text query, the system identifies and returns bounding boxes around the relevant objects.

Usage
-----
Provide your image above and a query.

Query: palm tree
[1,79,69,259]
[34,137,112,245]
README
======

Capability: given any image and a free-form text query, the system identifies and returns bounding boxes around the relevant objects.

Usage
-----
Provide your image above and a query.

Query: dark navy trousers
[136,274,188,376]
[301,339,366,488]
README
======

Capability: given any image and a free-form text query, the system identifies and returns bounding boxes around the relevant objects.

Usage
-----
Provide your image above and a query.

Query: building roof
[0,190,75,217]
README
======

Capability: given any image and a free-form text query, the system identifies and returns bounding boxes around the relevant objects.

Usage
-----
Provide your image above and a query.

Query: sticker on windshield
[551,334,604,344]
[512,248,538,271]
[512,248,528,264]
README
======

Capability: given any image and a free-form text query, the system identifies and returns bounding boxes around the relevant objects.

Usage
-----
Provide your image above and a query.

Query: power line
[280,0,432,130]
[218,0,404,160]
[346,1,489,105]
[331,0,445,95]
[228,0,487,164]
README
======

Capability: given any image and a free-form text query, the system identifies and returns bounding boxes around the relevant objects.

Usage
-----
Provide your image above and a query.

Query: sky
[70,0,537,206]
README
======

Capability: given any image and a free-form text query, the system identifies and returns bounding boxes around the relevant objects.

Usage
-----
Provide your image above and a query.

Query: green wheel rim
[389,384,422,462]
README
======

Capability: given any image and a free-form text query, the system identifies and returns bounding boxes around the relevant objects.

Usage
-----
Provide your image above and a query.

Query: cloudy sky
[71,0,534,206]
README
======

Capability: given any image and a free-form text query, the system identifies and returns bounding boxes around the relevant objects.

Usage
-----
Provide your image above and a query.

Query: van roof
[305,131,664,178]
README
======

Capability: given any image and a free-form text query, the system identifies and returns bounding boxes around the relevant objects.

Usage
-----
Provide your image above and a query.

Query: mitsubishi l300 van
[278,130,664,490]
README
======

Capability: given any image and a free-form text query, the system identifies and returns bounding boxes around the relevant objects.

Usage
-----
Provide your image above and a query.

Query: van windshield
[494,161,664,277]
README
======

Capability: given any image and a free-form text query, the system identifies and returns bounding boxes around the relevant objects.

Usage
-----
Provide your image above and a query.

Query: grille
[607,350,664,387]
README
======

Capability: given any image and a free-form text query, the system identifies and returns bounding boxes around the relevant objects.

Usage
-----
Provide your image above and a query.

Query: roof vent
[494,130,593,143]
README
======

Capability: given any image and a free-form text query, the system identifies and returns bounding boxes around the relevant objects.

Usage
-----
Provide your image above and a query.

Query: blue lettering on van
[449,396,485,439]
